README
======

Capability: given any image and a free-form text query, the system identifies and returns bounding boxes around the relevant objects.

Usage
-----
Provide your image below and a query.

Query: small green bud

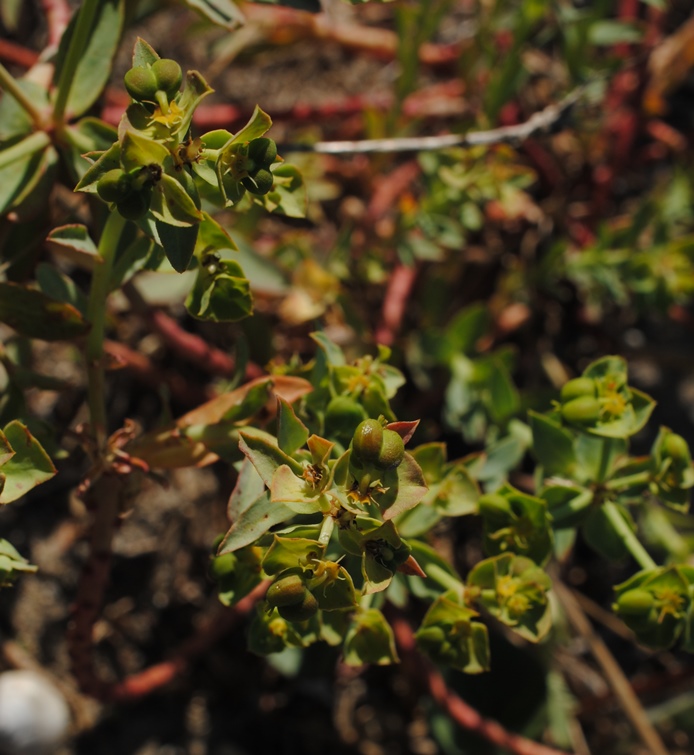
[242,169,273,195]
[151,59,183,96]
[277,590,319,622]
[352,419,384,465]
[124,66,158,101]
[96,169,132,204]
[560,396,601,426]
[376,429,405,470]
[266,573,307,608]
[116,189,151,221]
[560,377,597,403]
[616,589,655,617]
[416,625,446,648]
[248,137,277,167]
[209,552,236,581]
[663,433,691,466]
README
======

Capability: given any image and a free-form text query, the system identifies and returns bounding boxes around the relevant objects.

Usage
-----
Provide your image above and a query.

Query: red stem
[376,263,418,346]
[40,0,71,49]
[0,40,39,68]
[391,616,574,755]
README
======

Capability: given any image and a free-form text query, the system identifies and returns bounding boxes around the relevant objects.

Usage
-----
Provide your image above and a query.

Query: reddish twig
[0,40,39,68]
[391,615,574,755]
[104,340,212,406]
[122,282,263,381]
[40,0,72,50]
[110,581,268,702]
[376,263,419,347]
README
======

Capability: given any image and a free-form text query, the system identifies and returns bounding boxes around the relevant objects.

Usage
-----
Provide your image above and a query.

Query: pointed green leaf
[343,609,399,666]
[183,0,245,28]
[0,421,56,503]
[277,397,309,456]
[529,410,577,477]
[0,283,89,341]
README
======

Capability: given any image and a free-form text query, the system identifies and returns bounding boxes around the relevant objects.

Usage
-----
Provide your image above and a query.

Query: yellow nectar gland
[654,587,685,623]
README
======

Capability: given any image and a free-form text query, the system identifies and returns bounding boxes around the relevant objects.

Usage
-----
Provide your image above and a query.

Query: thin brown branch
[122,281,263,381]
[391,615,574,755]
[285,87,586,155]
[553,580,669,755]
[376,263,419,347]
[0,40,39,69]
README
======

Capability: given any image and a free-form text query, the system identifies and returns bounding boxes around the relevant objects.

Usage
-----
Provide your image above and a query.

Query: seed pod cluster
[266,573,318,622]
[559,377,601,427]
[124,59,183,102]
[351,419,406,471]
[96,168,153,220]
[240,137,278,196]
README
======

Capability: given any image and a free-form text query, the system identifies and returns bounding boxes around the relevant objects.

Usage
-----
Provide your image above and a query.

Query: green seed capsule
[209,552,236,581]
[248,137,277,167]
[124,66,158,101]
[151,59,183,96]
[242,169,273,195]
[352,419,384,465]
[663,433,691,466]
[561,396,601,426]
[560,377,597,403]
[96,169,133,204]
[266,574,307,608]
[116,189,151,221]
[376,429,405,470]
[616,589,655,616]
[277,590,318,622]
[416,625,446,648]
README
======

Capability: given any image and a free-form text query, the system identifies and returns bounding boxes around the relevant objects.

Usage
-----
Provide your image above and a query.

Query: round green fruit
[242,169,273,195]
[124,66,158,101]
[376,429,405,470]
[209,552,236,581]
[277,590,319,622]
[352,419,384,465]
[663,433,690,466]
[266,573,307,608]
[560,396,601,426]
[248,137,277,167]
[560,377,597,403]
[151,59,183,96]
[116,189,151,221]
[416,625,446,648]
[616,589,655,617]
[96,169,132,204]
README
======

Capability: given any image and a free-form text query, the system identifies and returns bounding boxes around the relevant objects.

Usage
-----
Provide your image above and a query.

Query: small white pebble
[0,671,70,755]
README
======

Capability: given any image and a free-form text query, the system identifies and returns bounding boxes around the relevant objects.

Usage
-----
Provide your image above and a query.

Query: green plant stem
[596,438,615,483]
[0,131,51,170]
[86,210,126,449]
[52,0,99,128]
[604,471,652,491]
[0,64,47,128]
[602,501,657,571]
[425,563,465,597]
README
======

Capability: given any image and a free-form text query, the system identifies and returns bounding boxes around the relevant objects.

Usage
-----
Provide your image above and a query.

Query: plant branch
[391,614,573,755]
[602,501,657,571]
[553,579,669,755]
[0,63,47,128]
[284,88,586,155]
[86,211,127,449]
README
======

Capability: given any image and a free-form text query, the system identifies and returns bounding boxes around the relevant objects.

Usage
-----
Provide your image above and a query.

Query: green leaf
[156,221,198,273]
[239,430,304,486]
[583,505,631,560]
[0,421,56,503]
[45,224,98,267]
[173,71,214,139]
[379,453,429,521]
[61,118,119,181]
[150,173,204,227]
[258,164,307,219]
[343,609,399,666]
[74,142,121,194]
[0,431,14,467]
[542,484,593,529]
[214,546,263,607]
[0,133,52,216]
[227,105,273,146]
[588,20,643,46]
[35,263,88,316]
[529,411,577,477]
[277,397,309,456]
[269,465,325,515]
[53,0,124,118]
[132,37,159,68]
[0,283,90,341]
[183,0,245,28]
[262,535,323,576]
[185,256,252,320]
[0,79,49,141]
[120,130,169,173]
